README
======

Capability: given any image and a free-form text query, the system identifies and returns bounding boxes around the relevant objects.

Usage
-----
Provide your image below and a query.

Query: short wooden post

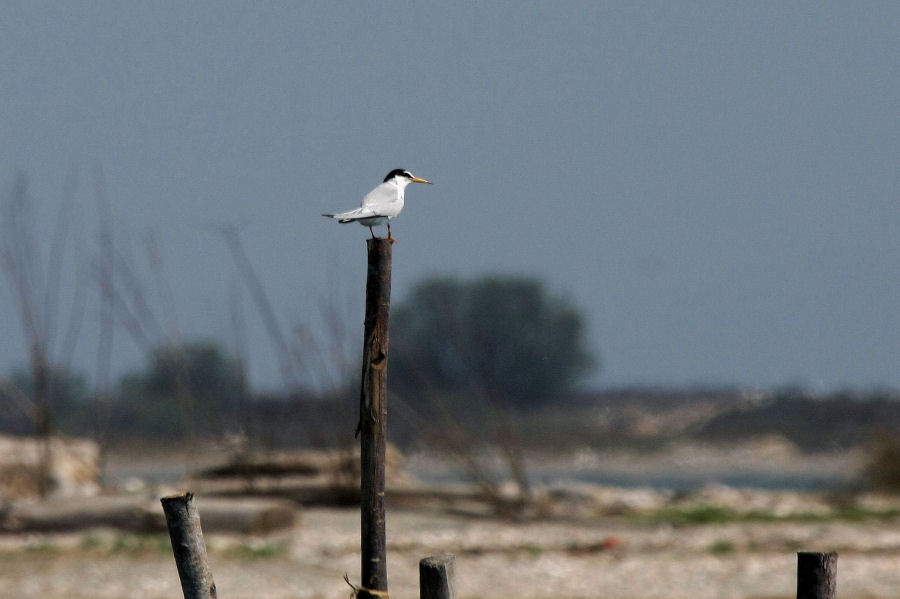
[358,238,392,597]
[797,552,837,599]
[161,493,218,599]
[420,554,456,599]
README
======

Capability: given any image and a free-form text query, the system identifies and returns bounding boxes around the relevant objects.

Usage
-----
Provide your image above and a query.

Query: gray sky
[1,3,898,393]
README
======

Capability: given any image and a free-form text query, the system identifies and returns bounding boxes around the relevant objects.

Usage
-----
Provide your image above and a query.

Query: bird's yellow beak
[411,176,431,184]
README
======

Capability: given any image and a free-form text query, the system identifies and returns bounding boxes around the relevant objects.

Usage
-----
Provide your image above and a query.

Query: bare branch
[1,174,45,353]
[43,163,79,353]
[145,229,182,346]
[217,224,300,391]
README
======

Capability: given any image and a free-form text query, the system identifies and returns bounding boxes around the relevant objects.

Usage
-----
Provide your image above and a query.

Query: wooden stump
[797,552,837,599]
[420,554,456,599]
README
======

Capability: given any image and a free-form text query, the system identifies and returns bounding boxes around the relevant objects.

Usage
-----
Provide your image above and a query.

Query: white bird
[323,169,431,241]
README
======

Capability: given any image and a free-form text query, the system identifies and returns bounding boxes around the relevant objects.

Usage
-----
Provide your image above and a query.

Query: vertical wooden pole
[420,554,456,599]
[797,552,837,599]
[358,238,392,596]
[161,493,218,599]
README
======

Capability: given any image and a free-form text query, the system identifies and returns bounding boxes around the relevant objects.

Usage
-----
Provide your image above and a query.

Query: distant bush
[694,389,900,451]
[391,275,596,410]
[863,430,900,493]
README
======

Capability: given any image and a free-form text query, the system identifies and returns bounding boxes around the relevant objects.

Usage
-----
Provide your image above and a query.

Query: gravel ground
[3,506,900,599]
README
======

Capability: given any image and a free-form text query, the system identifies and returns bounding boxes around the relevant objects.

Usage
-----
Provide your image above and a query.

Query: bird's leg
[368,225,375,239]
[387,223,395,243]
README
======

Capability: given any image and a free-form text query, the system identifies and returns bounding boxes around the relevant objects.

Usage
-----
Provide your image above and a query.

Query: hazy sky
[1,3,898,393]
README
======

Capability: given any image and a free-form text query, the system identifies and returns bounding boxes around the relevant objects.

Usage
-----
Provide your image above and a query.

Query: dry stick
[419,554,456,599]
[357,238,392,597]
[93,163,115,486]
[1,176,53,497]
[796,552,837,599]
[220,225,300,391]
[161,493,218,599]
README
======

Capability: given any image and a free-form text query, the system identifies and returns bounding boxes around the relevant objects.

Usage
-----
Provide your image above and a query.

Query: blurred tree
[0,366,90,434]
[116,341,246,440]
[391,276,596,409]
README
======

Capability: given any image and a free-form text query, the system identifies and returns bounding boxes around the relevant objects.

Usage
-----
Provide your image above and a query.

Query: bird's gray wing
[360,182,393,212]
[323,181,393,221]
[323,206,379,222]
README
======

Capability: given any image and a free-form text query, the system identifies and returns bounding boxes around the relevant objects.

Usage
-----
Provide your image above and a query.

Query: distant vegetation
[3,354,899,457]
[390,275,596,409]
[0,274,599,448]
[862,431,900,492]
[0,342,246,443]
[693,388,900,451]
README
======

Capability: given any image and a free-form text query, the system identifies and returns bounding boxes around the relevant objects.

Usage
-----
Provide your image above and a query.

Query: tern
[322,169,431,241]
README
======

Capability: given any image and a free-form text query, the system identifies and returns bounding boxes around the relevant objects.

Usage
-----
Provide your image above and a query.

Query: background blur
[2,2,898,397]
[3,5,900,599]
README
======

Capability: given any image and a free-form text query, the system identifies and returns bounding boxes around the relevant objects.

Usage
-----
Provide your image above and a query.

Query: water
[529,470,858,492]
[411,465,857,492]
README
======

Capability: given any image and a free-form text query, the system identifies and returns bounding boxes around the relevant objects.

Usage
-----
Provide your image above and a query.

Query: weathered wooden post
[797,551,837,599]
[161,492,218,599]
[420,554,456,599]
[357,238,393,598]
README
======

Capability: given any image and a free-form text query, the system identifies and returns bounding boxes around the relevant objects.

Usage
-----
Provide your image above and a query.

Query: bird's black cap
[383,169,413,182]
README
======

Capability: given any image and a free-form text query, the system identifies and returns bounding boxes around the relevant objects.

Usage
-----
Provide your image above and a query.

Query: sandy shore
[1,439,893,598]
[3,504,900,599]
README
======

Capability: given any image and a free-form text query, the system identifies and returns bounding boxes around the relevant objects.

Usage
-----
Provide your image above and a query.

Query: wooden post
[420,554,456,599]
[797,552,837,599]
[358,238,392,597]
[161,493,218,599]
